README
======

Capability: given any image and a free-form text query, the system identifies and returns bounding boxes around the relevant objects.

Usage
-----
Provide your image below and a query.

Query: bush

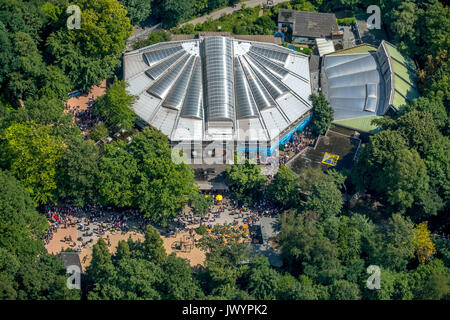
[89,122,109,142]
[337,17,356,26]
[298,46,311,55]
[196,225,208,235]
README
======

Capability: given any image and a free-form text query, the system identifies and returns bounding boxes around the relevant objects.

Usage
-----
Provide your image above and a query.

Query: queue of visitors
[279,128,315,166]
[65,95,102,135]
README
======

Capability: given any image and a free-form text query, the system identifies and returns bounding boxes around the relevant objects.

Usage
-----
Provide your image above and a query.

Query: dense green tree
[383,214,415,271]
[96,142,139,208]
[207,0,228,12]
[15,253,80,300]
[275,273,319,300]
[130,128,197,223]
[394,110,442,156]
[246,256,280,300]
[1,121,64,204]
[309,92,333,136]
[404,96,448,134]
[424,136,450,208]
[119,0,152,25]
[97,127,197,223]
[0,170,79,300]
[225,159,267,204]
[352,130,408,192]
[6,32,46,100]
[158,0,194,28]
[384,148,432,214]
[46,0,133,90]
[390,1,418,55]
[95,79,136,131]
[415,1,450,60]
[304,180,343,220]
[352,129,436,216]
[89,122,109,142]
[39,65,72,101]
[202,243,251,291]
[254,15,276,34]
[159,254,204,299]
[277,211,345,285]
[144,225,167,265]
[329,279,361,300]
[189,192,213,216]
[363,268,413,300]
[410,258,449,300]
[87,236,164,300]
[268,165,299,209]
[0,170,47,258]
[57,136,99,206]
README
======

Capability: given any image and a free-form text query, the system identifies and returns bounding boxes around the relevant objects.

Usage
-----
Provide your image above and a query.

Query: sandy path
[45,226,78,254]
[79,231,145,271]
[180,0,286,26]
[162,231,206,267]
[65,80,107,113]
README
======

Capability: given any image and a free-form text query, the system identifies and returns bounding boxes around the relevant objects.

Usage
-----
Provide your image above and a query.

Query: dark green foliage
[97,127,197,223]
[89,122,109,142]
[268,165,300,209]
[225,159,267,204]
[0,170,79,300]
[95,79,136,131]
[189,192,213,216]
[119,0,152,25]
[57,136,99,206]
[310,93,334,135]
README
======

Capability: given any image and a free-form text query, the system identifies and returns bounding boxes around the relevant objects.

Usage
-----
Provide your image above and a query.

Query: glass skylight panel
[204,37,235,121]
[233,58,259,119]
[247,51,289,79]
[240,57,277,111]
[245,55,289,100]
[162,56,196,110]
[180,58,204,119]
[145,51,186,80]
[249,46,289,64]
[147,54,191,99]
[143,45,184,66]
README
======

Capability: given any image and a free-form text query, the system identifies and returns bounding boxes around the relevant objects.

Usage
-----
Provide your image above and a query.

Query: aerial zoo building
[123,36,313,164]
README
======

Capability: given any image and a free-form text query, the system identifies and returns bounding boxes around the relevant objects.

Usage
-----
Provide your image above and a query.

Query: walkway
[180,0,286,26]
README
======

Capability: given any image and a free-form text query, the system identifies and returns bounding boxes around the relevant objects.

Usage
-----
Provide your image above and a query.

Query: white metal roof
[123,36,312,143]
[315,38,335,57]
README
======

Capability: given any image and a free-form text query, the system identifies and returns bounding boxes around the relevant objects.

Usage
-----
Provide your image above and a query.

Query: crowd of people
[279,128,315,166]
[43,203,149,251]
[65,95,102,135]
[43,190,284,253]
[171,192,281,235]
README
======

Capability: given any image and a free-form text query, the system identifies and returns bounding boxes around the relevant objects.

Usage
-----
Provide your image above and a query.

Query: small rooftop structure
[315,38,335,57]
[251,217,282,267]
[278,9,339,43]
[59,252,82,271]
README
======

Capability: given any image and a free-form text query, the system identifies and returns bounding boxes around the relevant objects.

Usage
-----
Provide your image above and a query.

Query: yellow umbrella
[216,194,223,201]
[205,195,209,198]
